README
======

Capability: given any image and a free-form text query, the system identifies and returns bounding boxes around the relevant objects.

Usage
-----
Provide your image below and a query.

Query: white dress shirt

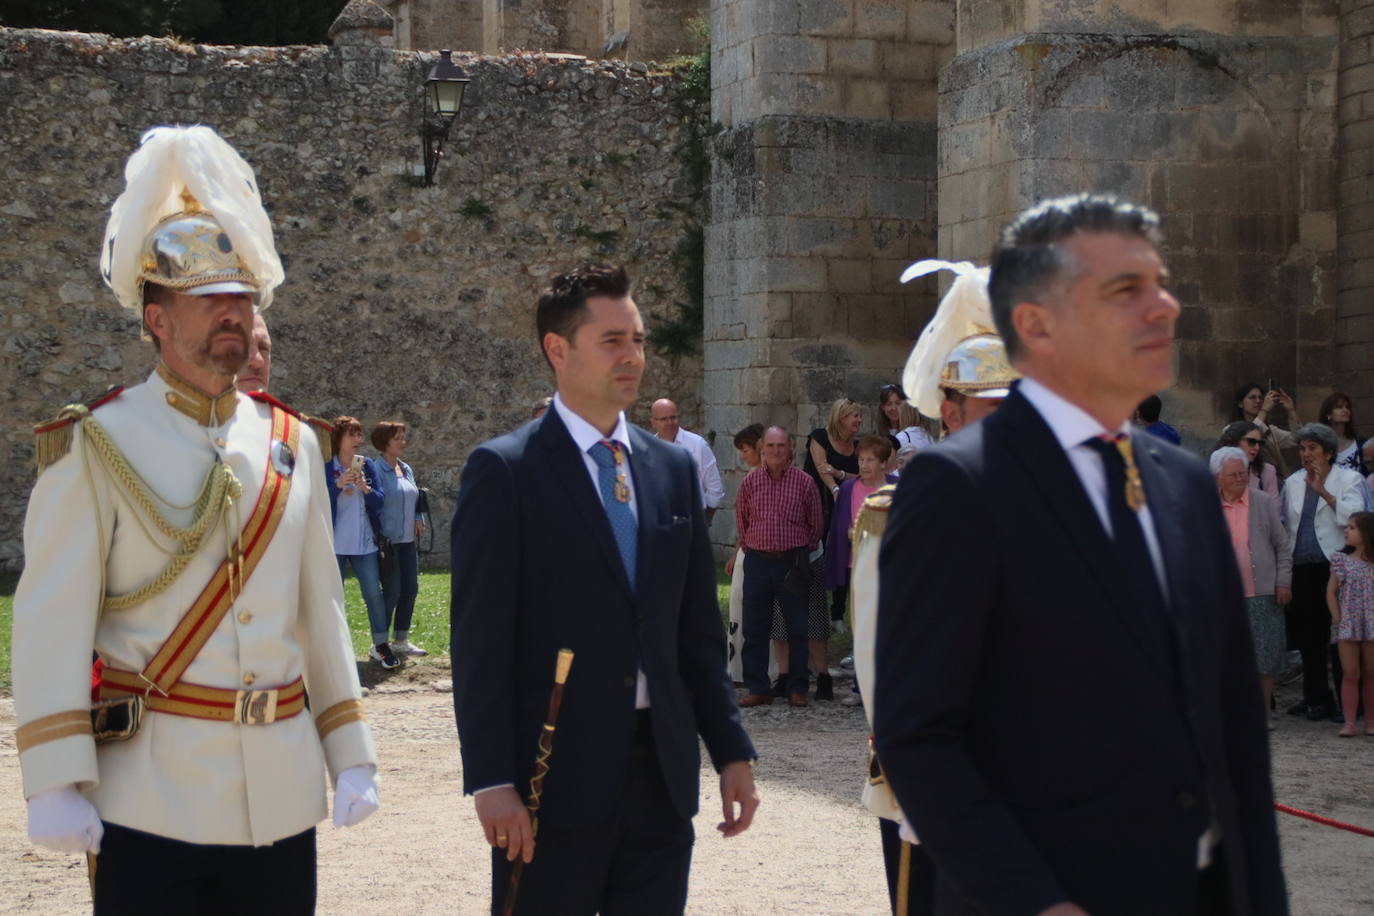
[1018,378,1169,598]
[669,427,725,509]
[551,394,649,709]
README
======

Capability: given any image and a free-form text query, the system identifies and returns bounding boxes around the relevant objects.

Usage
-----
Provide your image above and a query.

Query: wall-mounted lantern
[422,49,470,187]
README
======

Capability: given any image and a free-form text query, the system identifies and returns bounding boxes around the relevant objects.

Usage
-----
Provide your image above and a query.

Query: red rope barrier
[1274,803,1374,838]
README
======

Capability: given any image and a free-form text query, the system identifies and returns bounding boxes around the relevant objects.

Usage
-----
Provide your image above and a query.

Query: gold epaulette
[33,386,125,473]
[850,483,897,548]
[304,416,334,462]
[244,391,334,461]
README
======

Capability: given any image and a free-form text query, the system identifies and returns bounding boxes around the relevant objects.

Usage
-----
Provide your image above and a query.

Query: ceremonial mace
[501,647,574,916]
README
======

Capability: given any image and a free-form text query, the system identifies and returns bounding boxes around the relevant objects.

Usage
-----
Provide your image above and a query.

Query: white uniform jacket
[14,369,376,846]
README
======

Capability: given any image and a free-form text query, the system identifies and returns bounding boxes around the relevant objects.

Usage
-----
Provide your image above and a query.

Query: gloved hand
[27,785,103,854]
[332,765,379,828]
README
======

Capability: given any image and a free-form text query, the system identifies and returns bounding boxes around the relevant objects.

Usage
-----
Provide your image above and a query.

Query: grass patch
[0,574,14,689]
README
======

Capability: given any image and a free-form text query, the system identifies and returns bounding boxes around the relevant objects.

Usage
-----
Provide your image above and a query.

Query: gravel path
[1,667,1371,915]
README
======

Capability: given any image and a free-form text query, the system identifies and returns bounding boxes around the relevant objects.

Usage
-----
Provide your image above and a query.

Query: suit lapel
[537,409,635,599]
[998,391,1165,657]
[1131,433,1189,628]
[627,427,663,596]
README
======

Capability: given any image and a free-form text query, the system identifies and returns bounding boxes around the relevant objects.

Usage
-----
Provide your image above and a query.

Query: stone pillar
[704,0,952,551]
[941,0,1339,445]
[1340,0,1374,419]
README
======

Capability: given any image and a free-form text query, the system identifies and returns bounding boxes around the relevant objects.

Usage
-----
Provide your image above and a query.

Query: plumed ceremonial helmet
[101,125,284,312]
[899,259,1020,416]
[941,333,1016,400]
[137,200,260,298]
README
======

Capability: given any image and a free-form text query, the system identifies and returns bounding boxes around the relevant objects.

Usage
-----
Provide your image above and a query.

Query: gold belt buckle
[235,688,279,725]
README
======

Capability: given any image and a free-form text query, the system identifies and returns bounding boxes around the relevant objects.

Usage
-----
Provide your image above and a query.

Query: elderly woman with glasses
[1282,423,1369,721]
[1213,447,1290,727]
[1218,420,1279,498]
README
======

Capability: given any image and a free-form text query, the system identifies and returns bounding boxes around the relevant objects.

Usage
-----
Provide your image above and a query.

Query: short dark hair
[856,434,893,463]
[331,415,363,456]
[535,264,631,367]
[142,281,175,352]
[988,194,1163,360]
[370,420,406,452]
[733,423,766,450]
[1136,394,1163,423]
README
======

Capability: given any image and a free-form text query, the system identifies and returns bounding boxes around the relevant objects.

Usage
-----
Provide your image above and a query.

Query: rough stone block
[879,41,941,81]
[892,82,939,121]
[761,256,829,291]
[828,37,879,75]
[790,291,845,337]
[754,34,828,74]
[854,0,907,40]
[753,71,844,116]
[786,217,868,256]
[844,76,892,119]
[829,258,873,292]
[869,178,927,218]
[797,0,854,37]
[907,1,955,45]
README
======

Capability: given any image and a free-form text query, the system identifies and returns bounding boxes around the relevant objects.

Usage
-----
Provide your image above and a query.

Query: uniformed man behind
[850,259,1017,914]
[14,125,379,913]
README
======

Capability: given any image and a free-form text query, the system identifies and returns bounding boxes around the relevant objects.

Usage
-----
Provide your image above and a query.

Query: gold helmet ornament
[899,259,1020,418]
[100,126,284,314]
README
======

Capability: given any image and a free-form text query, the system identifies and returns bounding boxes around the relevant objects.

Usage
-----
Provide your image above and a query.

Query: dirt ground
[1,665,1372,916]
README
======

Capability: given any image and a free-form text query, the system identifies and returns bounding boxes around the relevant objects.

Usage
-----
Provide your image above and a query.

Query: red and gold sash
[138,406,299,695]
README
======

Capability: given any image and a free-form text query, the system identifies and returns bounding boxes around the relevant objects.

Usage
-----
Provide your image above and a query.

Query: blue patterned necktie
[589,440,637,585]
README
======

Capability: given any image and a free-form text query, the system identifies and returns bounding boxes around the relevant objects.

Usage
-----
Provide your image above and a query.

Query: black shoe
[771,675,788,698]
[1304,704,1333,721]
[370,642,401,670]
[1286,701,1309,717]
[815,672,834,702]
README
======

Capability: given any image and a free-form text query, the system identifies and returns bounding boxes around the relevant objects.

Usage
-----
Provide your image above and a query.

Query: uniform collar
[155,362,239,427]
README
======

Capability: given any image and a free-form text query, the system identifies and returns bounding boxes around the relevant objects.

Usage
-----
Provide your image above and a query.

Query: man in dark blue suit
[874,196,1287,915]
[450,265,759,915]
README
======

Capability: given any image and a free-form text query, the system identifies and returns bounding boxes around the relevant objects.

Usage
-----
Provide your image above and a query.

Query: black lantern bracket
[421,49,471,187]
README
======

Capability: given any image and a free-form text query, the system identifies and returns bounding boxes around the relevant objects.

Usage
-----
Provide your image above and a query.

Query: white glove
[27,785,103,854]
[332,765,379,828]
[898,816,919,845]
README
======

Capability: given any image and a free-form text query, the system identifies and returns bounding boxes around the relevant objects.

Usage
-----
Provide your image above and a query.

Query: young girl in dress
[1326,511,1374,736]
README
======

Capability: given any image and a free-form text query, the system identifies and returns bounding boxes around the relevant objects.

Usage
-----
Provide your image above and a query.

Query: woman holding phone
[372,420,426,658]
[327,415,397,669]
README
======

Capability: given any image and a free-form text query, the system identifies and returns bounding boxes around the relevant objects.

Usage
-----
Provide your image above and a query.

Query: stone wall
[939,11,1340,448]
[1340,0,1374,421]
[0,27,707,571]
[704,0,951,549]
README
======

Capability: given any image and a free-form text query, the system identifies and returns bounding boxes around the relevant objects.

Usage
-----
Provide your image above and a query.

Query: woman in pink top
[824,435,892,594]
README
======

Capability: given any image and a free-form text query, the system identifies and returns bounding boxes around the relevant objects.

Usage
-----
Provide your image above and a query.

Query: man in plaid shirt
[735,426,823,707]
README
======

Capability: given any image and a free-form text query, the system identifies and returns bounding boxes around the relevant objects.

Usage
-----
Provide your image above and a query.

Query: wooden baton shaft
[501,648,574,916]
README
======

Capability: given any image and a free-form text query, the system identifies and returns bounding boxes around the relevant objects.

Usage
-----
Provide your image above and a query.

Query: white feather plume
[100,125,284,312]
[899,259,997,418]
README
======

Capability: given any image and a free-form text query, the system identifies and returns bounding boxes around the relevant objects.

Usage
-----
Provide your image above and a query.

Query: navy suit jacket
[873,387,1287,916]
[450,407,754,828]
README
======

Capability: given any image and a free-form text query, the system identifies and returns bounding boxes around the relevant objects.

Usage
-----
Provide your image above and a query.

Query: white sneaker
[392,638,428,658]
[841,693,863,708]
